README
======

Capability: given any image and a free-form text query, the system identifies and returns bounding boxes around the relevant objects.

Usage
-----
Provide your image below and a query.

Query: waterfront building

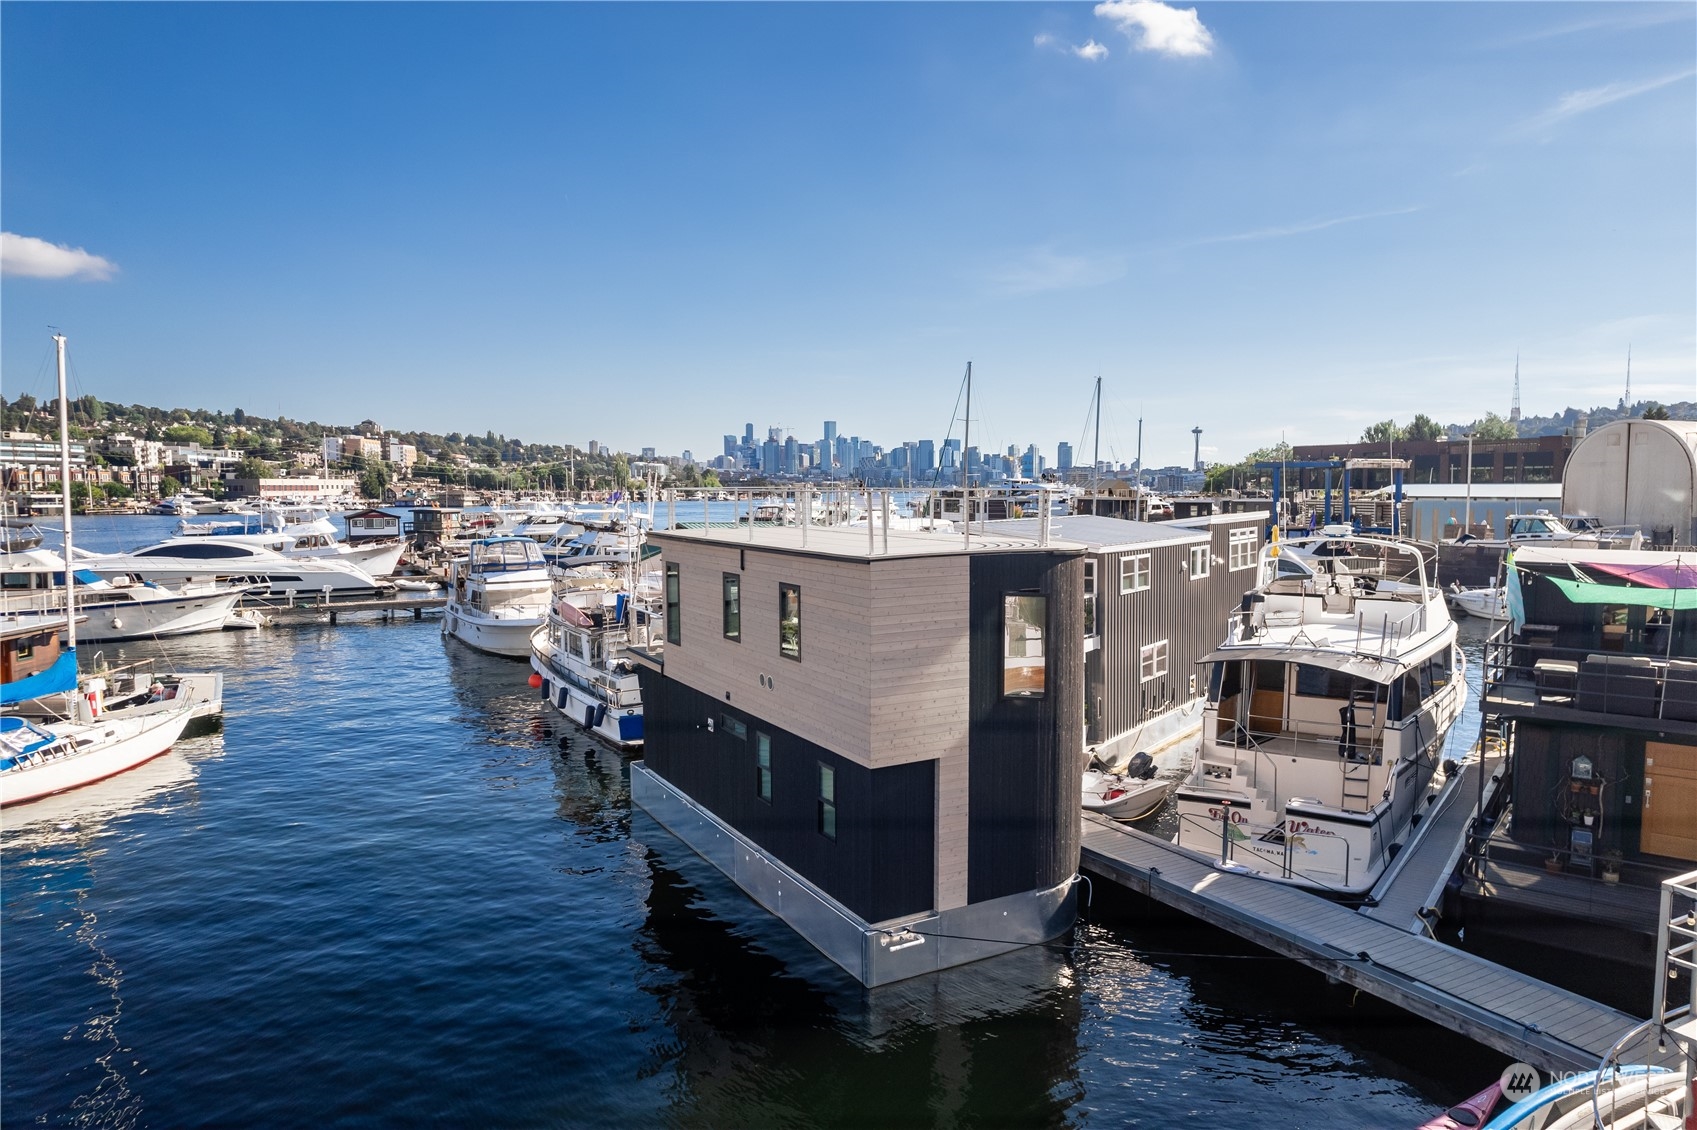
[990,512,1268,764]
[630,518,1086,986]
[1466,545,1697,970]
[1,430,88,490]
[1291,436,1574,489]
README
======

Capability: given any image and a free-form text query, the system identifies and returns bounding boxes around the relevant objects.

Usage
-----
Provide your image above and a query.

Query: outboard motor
[1124,751,1157,780]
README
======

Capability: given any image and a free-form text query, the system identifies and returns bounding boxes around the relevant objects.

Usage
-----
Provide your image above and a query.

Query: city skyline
[3,3,1692,470]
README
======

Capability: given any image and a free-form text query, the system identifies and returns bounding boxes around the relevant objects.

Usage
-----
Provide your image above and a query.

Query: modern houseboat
[628,507,1086,986]
[1174,529,1466,895]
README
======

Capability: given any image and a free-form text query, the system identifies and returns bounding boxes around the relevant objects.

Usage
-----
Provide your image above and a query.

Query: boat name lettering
[1286,819,1336,837]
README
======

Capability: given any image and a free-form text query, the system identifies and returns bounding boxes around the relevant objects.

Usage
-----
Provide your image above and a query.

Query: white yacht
[442,538,553,658]
[1447,582,1508,621]
[529,583,651,748]
[79,537,383,599]
[544,519,652,573]
[1173,529,1466,895]
[177,505,403,576]
[3,536,248,640]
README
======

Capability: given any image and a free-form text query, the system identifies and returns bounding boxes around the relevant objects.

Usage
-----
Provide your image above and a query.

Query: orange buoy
[528,673,543,689]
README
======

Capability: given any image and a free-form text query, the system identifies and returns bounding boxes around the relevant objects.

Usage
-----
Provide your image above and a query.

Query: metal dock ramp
[1358,750,1505,933]
[1081,813,1645,1075]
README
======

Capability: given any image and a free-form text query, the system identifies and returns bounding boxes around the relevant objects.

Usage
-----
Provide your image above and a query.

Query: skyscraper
[823,421,838,465]
[1057,442,1073,472]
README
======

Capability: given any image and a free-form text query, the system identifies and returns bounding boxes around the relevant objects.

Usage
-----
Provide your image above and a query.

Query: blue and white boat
[528,583,652,749]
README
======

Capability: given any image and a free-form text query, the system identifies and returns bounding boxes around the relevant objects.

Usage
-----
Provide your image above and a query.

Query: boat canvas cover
[1194,645,1406,683]
[1,646,78,705]
[1546,576,1697,610]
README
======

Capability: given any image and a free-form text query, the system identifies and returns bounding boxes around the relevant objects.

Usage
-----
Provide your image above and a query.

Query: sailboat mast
[55,333,76,650]
[1092,376,1101,489]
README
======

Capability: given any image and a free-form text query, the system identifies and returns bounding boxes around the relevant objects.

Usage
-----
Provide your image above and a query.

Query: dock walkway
[1080,814,1647,1075]
[1359,751,1505,934]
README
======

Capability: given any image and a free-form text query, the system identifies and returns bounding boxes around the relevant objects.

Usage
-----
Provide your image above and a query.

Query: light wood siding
[656,537,971,770]
[1087,522,1262,748]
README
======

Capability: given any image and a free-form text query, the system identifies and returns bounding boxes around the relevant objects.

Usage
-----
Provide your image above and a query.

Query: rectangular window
[779,583,801,660]
[1003,593,1047,697]
[722,572,741,641]
[1120,553,1150,594]
[722,714,748,740]
[1082,559,1098,637]
[1139,639,1169,682]
[664,562,681,645]
[755,732,772,802]
[1189,545,1210,579]
[1229,527,1257,571]
[817,762,836,840]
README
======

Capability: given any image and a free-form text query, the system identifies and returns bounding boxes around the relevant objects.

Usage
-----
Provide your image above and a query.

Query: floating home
[986,512,1269,765]
[1467,545,1697,965]
[628,518,1085,986]
[343,508,403,546]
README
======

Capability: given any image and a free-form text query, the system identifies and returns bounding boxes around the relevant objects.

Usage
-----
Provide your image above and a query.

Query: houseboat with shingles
[986,512,1269,769]
[627,516,1085,986]
[1174,529,1466,895]
[1462,545,1696,970]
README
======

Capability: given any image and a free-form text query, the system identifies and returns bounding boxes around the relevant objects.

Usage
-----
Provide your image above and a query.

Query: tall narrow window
[664,562,681,645]
[1003,593,1047,697]
[1189,545,1210,579]
[1082,560,1098,638]
[779,583,801,660]
[755,732,772,803]
[1120,554,1151,594]
[722,572,741,641]
[817,762,836,839]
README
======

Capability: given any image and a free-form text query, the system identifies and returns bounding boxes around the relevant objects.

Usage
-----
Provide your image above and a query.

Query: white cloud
[1,232,118,281]
[1194,206,1424,246]
[1035,32,1109,62]
[985,246,1127,296]
[1094,0,1214,59]
[1521,68,1696,133]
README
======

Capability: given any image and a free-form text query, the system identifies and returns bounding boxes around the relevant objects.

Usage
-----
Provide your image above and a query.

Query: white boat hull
[1082,771,1168,821]
[1,707,194,807]
[442,606,544,658]
[69,590,245,641]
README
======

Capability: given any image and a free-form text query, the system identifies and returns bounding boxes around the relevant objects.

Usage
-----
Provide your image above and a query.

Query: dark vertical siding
[967,551,1085,903]
[636,668,934,922]
[1093,522,1263,748]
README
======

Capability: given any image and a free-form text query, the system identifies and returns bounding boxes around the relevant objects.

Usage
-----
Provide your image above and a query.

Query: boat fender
[85,691,100,719]
[583,705,596,729]
[593,704,607,728]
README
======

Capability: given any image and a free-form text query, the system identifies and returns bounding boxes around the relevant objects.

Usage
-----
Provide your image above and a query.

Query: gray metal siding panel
[1091,523,1262,747]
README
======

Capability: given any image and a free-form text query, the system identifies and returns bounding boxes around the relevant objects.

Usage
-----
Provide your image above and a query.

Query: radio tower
[1620,345,1632,411]
[1510,355,1521,425]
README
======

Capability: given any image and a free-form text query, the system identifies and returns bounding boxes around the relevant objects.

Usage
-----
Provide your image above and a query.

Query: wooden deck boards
[1078,814,1653,1075]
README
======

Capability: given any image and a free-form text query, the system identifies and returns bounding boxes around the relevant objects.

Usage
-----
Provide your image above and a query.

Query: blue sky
[4,2,1693,469]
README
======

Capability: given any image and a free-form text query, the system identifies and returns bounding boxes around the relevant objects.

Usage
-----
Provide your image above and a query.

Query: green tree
[163,423,214,445]
[1405,414,1445,441]
[1361,419,1404,443]
[69,482,91,514]
[1643,402,1671,420]
[1467,412,1517,441]
[160,475,182,497]
[103,482,134,500]
[237,457,273,481]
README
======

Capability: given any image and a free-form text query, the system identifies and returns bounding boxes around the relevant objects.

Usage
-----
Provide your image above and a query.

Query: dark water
[3,517,1507,1128]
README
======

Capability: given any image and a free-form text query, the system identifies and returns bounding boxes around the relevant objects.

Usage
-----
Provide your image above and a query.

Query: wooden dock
[246,594,447,625]
[1080,813,1651,1075]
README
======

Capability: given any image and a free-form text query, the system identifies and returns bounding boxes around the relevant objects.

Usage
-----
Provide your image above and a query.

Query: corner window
[664,562,681,645]
[779,583,800,660]
[1139,639,1169,682]
[1229,527,1258,571]
[1120,553,1151,594]
[817,763,836,840]
[756,732,772,802]
[1189,545,1210,579]
[722,572,741,641]
[1003,593,1047,697]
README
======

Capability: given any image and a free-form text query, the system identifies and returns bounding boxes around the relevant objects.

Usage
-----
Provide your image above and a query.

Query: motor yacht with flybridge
[1174,526,1466,896]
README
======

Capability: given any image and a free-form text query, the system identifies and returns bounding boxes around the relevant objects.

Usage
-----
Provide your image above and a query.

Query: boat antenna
[55,332,76,652]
